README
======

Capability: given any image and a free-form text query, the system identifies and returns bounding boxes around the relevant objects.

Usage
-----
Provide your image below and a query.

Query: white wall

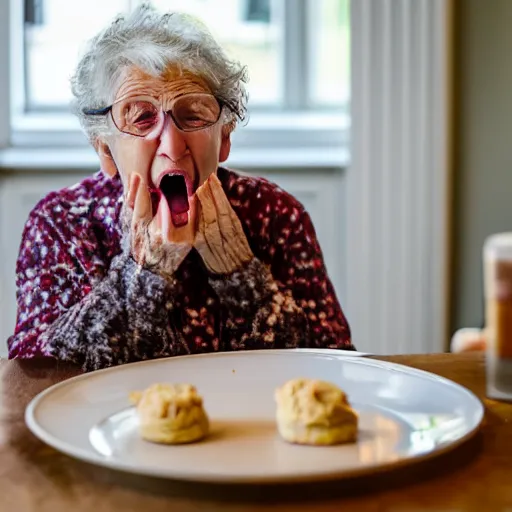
[452,0,512,333]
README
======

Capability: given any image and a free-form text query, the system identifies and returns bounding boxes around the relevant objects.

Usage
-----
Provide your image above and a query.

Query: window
[2,0,350,161]
[23,0,349,112]
[311,0,350,106]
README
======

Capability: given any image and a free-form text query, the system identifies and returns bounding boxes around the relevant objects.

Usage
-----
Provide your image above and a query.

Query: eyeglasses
[83,92,224,138]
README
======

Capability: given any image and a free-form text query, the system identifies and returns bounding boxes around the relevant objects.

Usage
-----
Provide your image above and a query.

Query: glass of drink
[484,233,512,400]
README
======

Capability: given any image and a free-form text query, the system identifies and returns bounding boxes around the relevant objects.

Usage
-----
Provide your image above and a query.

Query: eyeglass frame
[83,92,230,137]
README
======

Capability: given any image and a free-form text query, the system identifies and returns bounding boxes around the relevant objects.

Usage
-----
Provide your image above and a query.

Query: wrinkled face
[98,65,231,227]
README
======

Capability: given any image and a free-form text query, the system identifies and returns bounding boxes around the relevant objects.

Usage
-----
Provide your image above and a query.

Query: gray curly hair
[71,3,249,142]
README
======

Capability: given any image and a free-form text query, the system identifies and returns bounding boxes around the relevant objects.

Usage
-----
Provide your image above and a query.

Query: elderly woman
[7,5,354,371]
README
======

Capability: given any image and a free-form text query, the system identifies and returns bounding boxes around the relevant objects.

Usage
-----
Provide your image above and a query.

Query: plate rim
[25,349,485,483]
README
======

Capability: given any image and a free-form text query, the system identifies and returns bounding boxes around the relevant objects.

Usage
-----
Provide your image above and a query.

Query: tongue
[160,175,189,228]
[171,210,188,227]
[168,192,188,214]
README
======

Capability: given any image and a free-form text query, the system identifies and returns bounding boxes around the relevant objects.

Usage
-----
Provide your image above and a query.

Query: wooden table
[1,352,511,511]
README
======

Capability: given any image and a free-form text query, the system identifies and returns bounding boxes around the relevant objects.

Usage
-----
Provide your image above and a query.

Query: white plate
[25,350,484,483]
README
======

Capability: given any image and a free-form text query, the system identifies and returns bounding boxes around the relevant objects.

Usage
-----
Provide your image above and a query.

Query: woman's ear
[219,132,231,163]
[96,139,118,178]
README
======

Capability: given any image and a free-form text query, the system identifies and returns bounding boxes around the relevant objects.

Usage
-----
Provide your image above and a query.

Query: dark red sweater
[8,167,354,370]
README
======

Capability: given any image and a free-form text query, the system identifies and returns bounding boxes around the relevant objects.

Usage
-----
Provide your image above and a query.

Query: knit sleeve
[209,202,354,352]
[7,210,186,371]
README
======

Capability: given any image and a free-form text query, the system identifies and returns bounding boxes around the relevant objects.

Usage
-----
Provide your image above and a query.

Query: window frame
[0,0,349,168]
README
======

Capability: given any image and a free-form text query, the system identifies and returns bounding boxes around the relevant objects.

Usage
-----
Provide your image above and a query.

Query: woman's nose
[156,115,188,162]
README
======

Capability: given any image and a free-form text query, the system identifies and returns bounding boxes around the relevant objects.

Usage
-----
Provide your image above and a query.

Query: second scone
[275,378,358,445]
[129,383,209,444]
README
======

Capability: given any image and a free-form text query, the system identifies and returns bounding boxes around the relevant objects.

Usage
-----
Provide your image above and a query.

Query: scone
[129,383,209,444]
[275,378,358,445]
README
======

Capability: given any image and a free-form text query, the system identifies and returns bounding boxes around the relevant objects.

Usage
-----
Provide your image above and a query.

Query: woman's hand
[194,173,253,274]
[122,173,196,278]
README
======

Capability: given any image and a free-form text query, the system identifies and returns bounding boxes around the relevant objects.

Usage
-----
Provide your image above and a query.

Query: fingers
[126,174,139,209]
[208,177,236,240]
[208,174,251,256]
[132,174,152,224]
[175,193,200,246]
[196,178,218,226]
[195,179,227,269]
[127,173,151,265]
[195,177,241,273]
[124,173,194,274]
[208,173,232,212]
[208,174,241,240]
[197,200,227,273]
[194,230,219,273]
[187,194,199,234]
[158,194,196,246]
[199,175,237,244]
[154,193,172,243]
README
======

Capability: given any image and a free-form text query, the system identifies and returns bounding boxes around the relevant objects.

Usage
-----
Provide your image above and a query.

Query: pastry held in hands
[275,378,358,445]
[129,383,209,444]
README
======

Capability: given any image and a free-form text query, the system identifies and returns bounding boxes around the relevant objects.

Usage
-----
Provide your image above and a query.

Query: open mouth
[154,174,190,228]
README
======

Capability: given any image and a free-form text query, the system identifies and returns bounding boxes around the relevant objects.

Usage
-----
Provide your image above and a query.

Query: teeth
[159,172,186,188]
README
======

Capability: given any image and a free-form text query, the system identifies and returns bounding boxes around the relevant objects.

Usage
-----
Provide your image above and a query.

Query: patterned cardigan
[7,167,354,371]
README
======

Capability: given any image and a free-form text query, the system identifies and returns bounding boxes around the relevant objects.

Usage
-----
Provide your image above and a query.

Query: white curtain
[346,0,453,354]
